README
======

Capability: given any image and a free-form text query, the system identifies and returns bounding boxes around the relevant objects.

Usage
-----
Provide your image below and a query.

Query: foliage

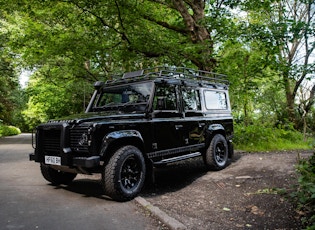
[22,72,92,131]
[242,0,315,126]
[1,5,315,225]
[217,40,284,124]
[0,6,26,128]
[7,0,240,131]
[0,47,20,124]
[0,0,314,136]
[0,0,245,74]
[233,122,314,152]
[293,153,315,229]
[0,124,21,137]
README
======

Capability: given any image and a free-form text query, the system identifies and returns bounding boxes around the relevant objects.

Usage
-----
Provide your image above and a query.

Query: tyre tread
[204,134,229,171]
[102,145,145,201]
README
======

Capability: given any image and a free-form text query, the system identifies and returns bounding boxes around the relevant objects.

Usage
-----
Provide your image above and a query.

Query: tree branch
[114,0,131,44]
[142,14,188,35]
[172,0,210,42]
[147,0,175,9]
[172,0,195,32]
[67,0,131,44]
[292,1,315,98]
[305,84,315,112]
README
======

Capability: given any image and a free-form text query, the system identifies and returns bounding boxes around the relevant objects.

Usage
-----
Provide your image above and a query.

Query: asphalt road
[0,134,156,230]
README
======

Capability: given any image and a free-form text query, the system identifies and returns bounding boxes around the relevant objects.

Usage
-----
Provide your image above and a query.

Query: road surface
[0,134,157,230]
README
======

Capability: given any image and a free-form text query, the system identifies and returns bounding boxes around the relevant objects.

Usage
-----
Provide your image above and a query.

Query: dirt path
[141,150,314,229]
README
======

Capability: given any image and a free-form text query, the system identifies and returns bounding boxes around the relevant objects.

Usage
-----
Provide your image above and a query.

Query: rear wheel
[40,163,77,185]
[102,145,146,201]
[203,134,229,171]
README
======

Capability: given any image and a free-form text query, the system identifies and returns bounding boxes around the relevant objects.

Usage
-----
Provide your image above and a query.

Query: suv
[29,67,234,201]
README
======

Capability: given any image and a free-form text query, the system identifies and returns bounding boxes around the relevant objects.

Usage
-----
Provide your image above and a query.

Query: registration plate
[45,156,61,165]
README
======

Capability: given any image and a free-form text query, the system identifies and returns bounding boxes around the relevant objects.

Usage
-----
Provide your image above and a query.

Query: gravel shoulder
[140,150,314,230]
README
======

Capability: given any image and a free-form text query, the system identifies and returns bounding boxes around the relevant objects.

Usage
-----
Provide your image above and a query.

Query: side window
[182,87,201,111]
[204,90,228,110]
[153,84,177,110]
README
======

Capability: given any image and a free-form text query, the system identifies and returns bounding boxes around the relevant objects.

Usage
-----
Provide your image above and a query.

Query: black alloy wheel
[102,145,146,201]
[203,134,229,171]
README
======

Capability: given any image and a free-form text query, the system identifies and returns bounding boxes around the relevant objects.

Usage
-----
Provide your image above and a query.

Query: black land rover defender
[29,66,234,201]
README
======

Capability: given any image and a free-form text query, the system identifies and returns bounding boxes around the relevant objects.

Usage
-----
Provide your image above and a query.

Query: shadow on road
[47,155,242,201]
[142,154,241,197]
[143,158,208,196]
[52,179,112,200]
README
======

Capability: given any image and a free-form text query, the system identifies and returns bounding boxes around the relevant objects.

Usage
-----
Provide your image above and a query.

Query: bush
[293,153,315,229]
[0,125,21,137]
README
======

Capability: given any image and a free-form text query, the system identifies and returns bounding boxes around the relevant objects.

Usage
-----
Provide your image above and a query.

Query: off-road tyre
[40,163,77,185]
[203,134,229,171]
[102,145,146,201]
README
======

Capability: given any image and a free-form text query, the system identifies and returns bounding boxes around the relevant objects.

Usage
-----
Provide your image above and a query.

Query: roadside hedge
[0,125,21,137]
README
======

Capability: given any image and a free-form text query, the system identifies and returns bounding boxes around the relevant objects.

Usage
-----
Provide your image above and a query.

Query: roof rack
[105,66,228,86]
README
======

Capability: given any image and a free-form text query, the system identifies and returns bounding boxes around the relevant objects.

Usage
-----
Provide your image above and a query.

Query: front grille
[70,125,89,153]
[36,123,90,158]
[42,129,61,154]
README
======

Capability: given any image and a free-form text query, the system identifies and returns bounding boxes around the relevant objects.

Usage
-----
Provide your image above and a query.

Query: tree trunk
[284,78,296,124]
[172,0,216,71]
[302,84,315,139]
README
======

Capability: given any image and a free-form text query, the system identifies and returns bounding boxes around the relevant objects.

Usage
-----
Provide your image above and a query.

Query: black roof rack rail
[104,66,228,86]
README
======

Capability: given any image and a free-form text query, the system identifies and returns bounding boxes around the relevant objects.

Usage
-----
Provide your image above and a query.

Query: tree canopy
[0,17,21,124]
[0,0,314,132]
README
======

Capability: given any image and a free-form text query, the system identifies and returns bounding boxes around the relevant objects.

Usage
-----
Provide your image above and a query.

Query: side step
[153,152,202,165]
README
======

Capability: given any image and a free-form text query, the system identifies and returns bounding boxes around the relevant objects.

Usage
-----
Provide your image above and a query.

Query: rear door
[181,86,205,145]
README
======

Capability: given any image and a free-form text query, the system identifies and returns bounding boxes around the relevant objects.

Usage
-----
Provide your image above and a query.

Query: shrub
[294,153,315,229]
[0,125,21,137]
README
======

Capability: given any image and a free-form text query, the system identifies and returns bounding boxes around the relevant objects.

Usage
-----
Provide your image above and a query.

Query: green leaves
[295,153,315,228]
[0,39,20,124]
[0,0,314,133]
[0,124,21,137]
[22,72,91,130]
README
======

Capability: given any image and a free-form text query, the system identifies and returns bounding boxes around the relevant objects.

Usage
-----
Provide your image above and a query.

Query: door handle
[175,124,183,130]
[199,122,205,128]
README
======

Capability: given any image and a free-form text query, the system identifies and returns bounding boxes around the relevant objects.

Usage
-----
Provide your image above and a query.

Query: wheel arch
[205,124,233,158]
[206,124,226,142]
[99,130,145,162]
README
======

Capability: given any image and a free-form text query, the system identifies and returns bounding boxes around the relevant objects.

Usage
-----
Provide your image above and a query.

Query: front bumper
[29,153,100,168]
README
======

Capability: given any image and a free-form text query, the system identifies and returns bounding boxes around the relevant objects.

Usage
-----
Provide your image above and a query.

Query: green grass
[233,123,315,152]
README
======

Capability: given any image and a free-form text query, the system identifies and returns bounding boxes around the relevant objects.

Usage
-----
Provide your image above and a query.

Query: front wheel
[40,163,77,185]
[203,134,229,171]
[102,145,146,201]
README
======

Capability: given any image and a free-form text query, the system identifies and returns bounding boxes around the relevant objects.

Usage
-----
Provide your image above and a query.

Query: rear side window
[153,84,178,110]
[204,90,228,110]
[182,87,201,111]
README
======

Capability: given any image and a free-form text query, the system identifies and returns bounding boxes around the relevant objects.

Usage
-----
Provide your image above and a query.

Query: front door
[151,83,185,151]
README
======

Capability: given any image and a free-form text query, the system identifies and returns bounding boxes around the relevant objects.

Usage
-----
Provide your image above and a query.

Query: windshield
[93,81,154,112]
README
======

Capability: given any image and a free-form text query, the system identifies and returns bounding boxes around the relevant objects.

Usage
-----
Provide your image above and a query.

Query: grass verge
[233,123,314,152]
